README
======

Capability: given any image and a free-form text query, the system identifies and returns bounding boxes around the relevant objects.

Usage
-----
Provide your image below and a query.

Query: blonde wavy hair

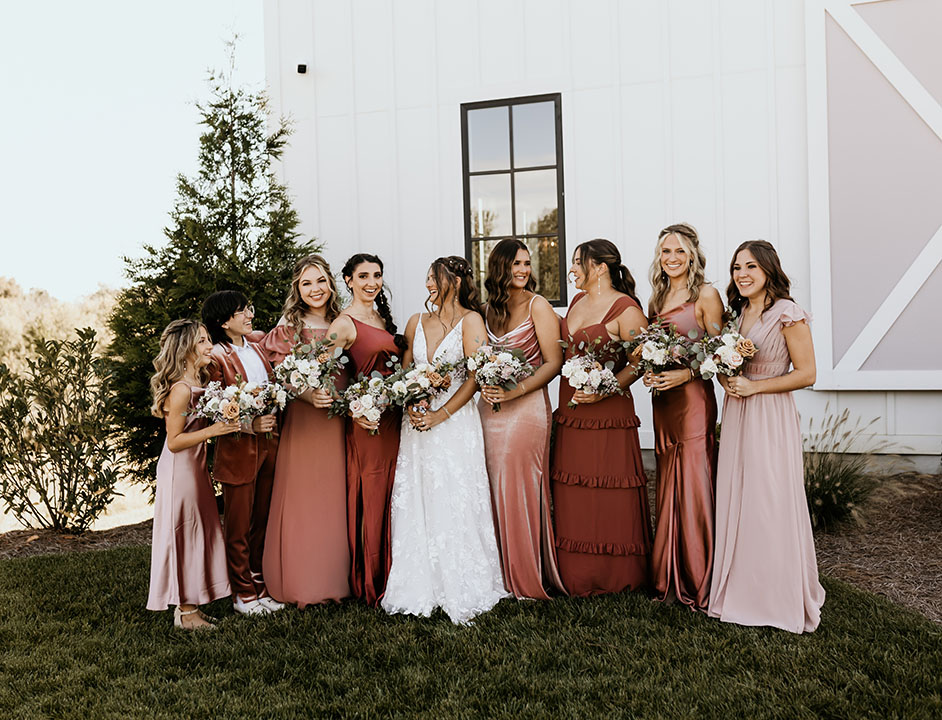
[647,223,708,316]
[150,319,208,417]
[283,254,342,339]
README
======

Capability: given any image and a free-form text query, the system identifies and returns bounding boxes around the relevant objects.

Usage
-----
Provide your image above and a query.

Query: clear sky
[0,1,265,301]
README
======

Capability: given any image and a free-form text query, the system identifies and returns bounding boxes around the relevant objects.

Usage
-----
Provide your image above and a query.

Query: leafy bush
[0,328,126,532]
[107,44,317,479]
[803,408,890,532]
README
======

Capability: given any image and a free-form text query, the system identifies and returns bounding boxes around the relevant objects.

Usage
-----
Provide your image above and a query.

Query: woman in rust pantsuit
[258,254,351,608]
[478,239,566,600]
[324,253,405,607]
[643,224,724,611]
[551,239,652,597]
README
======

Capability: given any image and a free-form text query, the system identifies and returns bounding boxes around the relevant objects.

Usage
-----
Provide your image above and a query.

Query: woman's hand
[480,384,519,406]
[208,420,241,438]
[725,375,757,398]
[408,401,445,431]
[647,368,691,392]
[252,414,277,434]
[353,415,379,432]
[572,390,604,405]
[308,388,334,409]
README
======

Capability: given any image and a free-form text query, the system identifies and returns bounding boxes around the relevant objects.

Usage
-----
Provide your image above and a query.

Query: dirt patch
[0,520,153,560]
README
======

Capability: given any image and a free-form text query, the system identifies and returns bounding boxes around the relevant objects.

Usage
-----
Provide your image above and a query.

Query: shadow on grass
[0,546,939,719]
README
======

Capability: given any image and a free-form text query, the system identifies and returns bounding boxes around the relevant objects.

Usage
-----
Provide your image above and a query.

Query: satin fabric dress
[478,301,566,599]
[147,383,231,610]
[258,326,351,608]
[708,299,825,633]
[551,293,653,596]
[650,302,717,611]
[346,318,402,607]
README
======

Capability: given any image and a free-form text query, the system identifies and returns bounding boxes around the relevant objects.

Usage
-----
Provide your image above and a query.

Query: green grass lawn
[0,546,939,719]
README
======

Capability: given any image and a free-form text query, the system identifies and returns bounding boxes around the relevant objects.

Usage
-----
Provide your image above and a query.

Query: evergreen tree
[108,46,317,478]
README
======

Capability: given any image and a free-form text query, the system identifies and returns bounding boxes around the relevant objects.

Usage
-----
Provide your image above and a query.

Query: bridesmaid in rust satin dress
[325,253,404,607]
[258,255,351,607]
[644,224,724,611]
[478,239,566,599]
[551,240,653,596]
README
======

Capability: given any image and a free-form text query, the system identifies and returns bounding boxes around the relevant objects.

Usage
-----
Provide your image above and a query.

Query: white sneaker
[257,596,286,612]
[233,596,271,616]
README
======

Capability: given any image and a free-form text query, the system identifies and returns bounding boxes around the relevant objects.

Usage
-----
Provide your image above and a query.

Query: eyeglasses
[233,305,255,317]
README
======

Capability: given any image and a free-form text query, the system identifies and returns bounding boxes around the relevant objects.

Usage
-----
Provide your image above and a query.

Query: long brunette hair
[575,239,642,307]
[342,253,407,352]
[726,240,794,315]
[282,254,342,337]
[484,238,535,332]
[150,319,208,417]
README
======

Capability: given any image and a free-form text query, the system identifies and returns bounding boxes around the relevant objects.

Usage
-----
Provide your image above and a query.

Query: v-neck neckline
[422,315,464,364]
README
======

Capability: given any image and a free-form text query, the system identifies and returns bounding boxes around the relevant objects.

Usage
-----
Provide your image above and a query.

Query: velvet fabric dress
[258,326,350,608]
[479,300,566,599]
[147,383,231,610]
[708,299,825,633]
[346,318,402,607]
[551,293,653,596]
[650,302,717,611]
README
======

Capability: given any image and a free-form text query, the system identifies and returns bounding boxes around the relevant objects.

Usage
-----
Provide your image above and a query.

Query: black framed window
[461,93,566,306]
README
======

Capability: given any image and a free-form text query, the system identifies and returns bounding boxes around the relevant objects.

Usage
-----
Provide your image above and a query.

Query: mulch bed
[1,472,939,623]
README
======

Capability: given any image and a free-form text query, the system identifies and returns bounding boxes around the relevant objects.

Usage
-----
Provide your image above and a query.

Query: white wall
[264,0,940,455]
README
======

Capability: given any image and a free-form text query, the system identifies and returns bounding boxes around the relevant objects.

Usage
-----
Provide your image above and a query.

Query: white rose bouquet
[622,318,694,395]
[559,339,622,408]
[272,333,349,415]
[343,373,392,435]
[467,345,534,412]
[192,377,287,437]
[690,318,758,379]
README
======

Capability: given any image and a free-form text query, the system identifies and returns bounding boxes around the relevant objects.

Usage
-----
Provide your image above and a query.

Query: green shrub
[0,328,126,532]
[803,408,890,532]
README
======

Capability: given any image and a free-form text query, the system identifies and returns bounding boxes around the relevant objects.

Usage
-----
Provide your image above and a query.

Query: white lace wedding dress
[381,315,509,624]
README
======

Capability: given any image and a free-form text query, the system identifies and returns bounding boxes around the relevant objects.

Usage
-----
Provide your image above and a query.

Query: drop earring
[597,273,601,295]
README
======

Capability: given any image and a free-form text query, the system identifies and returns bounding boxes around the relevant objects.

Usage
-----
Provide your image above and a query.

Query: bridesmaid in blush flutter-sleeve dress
[324,253,404,607]
[551,239,653,597]
[642,224,724,612]
[478,239,566,599]
[709,240,825,633]
[258,255,350,608]
[147,319,237,630]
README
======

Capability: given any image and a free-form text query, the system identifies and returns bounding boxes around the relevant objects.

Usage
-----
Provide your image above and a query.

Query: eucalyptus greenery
[0,328,126,532]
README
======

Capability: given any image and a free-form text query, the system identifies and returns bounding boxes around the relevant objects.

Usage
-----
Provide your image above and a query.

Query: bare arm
[164,384,239,453]
[324,314,358,351]
[727,320,816,398]
[417,313,486,429]
[572,304,648,404]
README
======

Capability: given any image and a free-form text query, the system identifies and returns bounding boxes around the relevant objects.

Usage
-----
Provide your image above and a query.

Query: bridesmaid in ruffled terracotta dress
[551,239,653,596]
[147,319,237,630]
[478,239,566,599]
[643,224,724,611]
[709,240,825,633]
[258,254,350,608]
[324,253,405,607]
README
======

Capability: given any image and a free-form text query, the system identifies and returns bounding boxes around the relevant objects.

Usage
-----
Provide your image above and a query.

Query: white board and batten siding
[264,0,941,455]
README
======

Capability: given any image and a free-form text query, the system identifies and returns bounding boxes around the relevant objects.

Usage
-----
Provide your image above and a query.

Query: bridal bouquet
[343,373,392,435]
[690,318,758,379]
[622,318,694,394]
[385,360,457,412]
[559,339,622,408]
[467,345,534,412]
[272,334,348,414]
[193,378,288,434]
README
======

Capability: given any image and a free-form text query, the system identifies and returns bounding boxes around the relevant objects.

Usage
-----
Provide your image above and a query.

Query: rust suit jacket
[208,340,279,486]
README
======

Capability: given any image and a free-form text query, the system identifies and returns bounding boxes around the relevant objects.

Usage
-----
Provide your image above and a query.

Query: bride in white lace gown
[381,257,509,625]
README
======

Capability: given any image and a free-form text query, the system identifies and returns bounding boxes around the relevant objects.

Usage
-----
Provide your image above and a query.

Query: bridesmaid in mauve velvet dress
[478,239,566,599]
[643,224,724,611]
[325,253,403,607]
[551,240,652,597]
[709,241,825,633]
[259,323,350,607]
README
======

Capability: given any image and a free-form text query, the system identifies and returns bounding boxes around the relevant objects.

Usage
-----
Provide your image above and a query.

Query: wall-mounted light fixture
[297,64,307,74]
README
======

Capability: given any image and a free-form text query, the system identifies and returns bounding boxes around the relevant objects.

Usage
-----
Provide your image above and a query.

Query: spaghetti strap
[169,380,193,391]
[601,296,638,325]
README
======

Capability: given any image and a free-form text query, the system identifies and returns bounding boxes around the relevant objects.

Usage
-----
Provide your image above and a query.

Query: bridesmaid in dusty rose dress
[324,253,404,607]
[551,240,653,597]
[478,239,566,599]
[147,320,237,630]
[709,240,825,633]
[259,255,350,608]
[643,224,724,611]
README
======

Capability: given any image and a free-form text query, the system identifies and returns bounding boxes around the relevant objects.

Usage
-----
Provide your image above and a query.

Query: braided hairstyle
[342,253,407,352]
[726,240,793,316]
[484,238,535,332]
[575,239,642,307]
[426,255,484,318]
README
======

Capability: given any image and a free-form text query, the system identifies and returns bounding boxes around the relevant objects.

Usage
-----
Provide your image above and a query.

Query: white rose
[365,407,382,423]
[588,368,602,387]
[392,380,407,396]
[296,359,311,374]
[641,341,659,361]
[726,351,743,368]
[652,349,668,366]
[700,357,719,376]
[349,398,364,415]
[224,385,238,398]
[561,362,574,378]
[571,369,589,387]
[415,363,430,373]
[360,394,374,409]
[417,376,431,389]
[276,389,287,406]
[466,357,478,371]
[368,377,384,391]
[722,334,737,348]
[289,370,303,387]
[497,352,513,364]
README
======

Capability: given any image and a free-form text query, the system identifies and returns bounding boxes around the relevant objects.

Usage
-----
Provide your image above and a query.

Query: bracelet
[519,381,527,394]
[688,368,694,382]
[443,406,452,418]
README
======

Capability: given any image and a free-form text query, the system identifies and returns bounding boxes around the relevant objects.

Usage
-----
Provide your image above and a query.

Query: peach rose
[317,351,331,363]
[440,374,452,390]
[221,400,240,421]
[427,371,445,388]
[735,338,757,359]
